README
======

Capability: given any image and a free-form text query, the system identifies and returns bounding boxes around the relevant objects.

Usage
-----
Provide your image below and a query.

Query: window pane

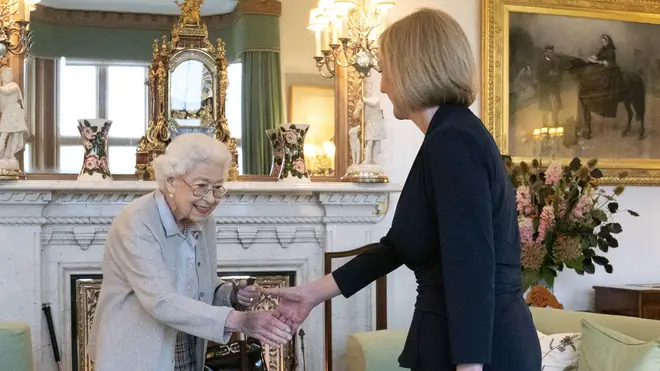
[108,146,137,174]
[59,145,84,173]
[23,143,31,173]
[226,63,242,139]
[107,66,147,138]
[236,145,243,175]
[59,64,97,137]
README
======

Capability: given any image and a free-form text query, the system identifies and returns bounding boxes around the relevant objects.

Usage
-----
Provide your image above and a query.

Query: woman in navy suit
[265,8,542,371]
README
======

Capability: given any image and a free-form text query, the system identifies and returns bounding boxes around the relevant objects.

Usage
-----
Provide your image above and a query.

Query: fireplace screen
[71,272,296,371]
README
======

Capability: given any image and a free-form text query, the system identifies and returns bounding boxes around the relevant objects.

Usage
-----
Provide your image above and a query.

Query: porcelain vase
[265,128,284,177]
[77,119,113,181]
[277,123,310,183]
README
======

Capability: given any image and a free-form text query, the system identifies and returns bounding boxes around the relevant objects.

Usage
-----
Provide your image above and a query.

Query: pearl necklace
[182,221,189,236]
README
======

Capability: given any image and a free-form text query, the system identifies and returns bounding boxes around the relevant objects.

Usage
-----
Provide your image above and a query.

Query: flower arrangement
[502,156,639,290]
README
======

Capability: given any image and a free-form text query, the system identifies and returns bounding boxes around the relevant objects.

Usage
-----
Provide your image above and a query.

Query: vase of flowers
[277,123,310,183]
[77,119,112,181]
[503,156,639,291]
[265,128,284,177]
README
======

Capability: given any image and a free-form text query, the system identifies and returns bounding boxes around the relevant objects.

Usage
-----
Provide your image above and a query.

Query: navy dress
[332,105,542,371]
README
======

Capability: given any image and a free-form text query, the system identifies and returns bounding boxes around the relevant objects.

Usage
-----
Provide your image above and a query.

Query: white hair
[152,133,232,191]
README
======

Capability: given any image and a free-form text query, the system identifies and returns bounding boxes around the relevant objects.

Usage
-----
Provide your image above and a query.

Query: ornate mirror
[169,52,215,129]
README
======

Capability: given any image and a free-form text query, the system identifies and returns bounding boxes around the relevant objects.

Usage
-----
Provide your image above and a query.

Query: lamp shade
[307,8,327,30]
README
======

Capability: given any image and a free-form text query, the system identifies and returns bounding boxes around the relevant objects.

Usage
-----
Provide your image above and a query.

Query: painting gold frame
[482,0,660,185]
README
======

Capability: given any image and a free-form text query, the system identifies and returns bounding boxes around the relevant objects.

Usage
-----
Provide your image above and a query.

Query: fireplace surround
[0,180,400,371]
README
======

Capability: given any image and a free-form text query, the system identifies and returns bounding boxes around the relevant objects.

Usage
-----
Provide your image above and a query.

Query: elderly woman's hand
[226,310,292,348]
[236,280,261,308]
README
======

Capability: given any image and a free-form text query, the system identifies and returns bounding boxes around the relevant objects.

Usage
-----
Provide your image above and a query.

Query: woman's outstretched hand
[262,286,316,333]
[225,310,292,348]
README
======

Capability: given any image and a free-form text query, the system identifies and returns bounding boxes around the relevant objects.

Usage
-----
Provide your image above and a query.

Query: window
[56,59,242,175]
[226,63,243,174]
[58,58,148,174]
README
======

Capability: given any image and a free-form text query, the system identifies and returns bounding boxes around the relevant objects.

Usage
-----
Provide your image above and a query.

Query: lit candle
[333,19,342,42]
[314,29,322,56]
[322,29,329,51]
[322,141,336,160]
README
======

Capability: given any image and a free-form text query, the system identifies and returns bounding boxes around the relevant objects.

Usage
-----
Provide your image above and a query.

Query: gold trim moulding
[341,170,389,183]
[0,168,25,180]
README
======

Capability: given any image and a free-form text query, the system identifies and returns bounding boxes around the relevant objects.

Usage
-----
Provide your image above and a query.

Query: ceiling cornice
[31,0,281,31]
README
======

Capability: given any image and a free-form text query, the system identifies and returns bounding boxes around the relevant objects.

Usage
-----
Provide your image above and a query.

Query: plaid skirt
[174,331,197,371]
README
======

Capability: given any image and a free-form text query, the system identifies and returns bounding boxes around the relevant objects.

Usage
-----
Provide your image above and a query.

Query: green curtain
[241,50,283,175]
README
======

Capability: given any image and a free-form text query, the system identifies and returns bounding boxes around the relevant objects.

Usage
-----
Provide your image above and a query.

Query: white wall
[280,0,660,331]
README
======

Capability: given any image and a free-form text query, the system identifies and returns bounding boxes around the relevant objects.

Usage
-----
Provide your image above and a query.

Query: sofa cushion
[538,330,580,370]
[0,322,33,371]
[578,319,660,371]
[346,329,407,371]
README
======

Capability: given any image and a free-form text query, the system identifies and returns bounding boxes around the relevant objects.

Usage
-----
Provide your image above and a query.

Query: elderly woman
[88,133,292,371]
[265,8,541,371]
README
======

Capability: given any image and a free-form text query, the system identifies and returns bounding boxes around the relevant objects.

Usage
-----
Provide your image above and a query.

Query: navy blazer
[332,106,541,371]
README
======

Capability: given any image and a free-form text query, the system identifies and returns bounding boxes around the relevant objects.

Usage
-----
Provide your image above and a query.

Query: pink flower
[572,193,594,219]
[545,161,562,185]
[99,157,109,172]
[516,186,532,215]
[293,159,306,174]
[79,126,94,141]
[536,205,555,243]
[558,197,568,218]
[84,154,99,170]
[283,130,298,145]
[518,217,534,246]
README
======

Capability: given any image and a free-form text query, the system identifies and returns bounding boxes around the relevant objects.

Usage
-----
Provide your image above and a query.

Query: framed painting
[482,0,660,184]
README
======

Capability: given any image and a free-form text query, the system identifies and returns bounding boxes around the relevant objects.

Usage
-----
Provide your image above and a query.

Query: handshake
[225,283,316,349]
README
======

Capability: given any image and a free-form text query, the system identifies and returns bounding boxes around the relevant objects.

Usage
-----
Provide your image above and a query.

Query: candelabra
[532,126,564,158]
[0,0,36,65]
[307,0,394,183]
[309,0,393,79]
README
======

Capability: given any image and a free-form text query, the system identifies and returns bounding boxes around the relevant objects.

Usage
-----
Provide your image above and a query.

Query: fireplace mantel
[0,180,401,371]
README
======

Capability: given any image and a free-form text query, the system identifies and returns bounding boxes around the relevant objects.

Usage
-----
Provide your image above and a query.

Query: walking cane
[42,303,64,371]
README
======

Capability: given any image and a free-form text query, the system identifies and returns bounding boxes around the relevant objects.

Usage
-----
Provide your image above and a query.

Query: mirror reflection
[170,60,214,127]
[20,1,334,177]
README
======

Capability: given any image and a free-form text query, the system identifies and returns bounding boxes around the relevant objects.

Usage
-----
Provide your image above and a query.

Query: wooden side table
[593,284,660,320]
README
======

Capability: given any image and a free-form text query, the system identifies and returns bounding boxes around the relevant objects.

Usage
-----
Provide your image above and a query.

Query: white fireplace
[0,180,400,371]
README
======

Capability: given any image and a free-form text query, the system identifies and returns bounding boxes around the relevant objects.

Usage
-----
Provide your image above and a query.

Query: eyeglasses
[181,179,229,199]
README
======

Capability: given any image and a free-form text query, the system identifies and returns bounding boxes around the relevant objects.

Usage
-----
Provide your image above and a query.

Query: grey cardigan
[87,191,235,371]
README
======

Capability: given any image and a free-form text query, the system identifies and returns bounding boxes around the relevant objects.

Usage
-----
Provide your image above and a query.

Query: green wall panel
[30,13,280,63]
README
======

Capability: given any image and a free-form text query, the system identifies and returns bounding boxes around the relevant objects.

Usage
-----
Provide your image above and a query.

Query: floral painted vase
[77,119,112,181]
[277,123,310,183]
[265,128,284,177]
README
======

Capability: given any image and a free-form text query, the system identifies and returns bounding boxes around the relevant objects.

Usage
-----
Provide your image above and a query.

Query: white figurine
[0,67,28,170]
[348,125,360,166]
[352,80,386,165]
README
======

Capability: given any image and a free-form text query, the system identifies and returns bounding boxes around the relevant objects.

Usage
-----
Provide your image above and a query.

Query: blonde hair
[378,8,476,112]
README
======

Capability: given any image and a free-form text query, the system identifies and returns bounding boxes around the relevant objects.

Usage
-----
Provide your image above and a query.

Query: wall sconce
[0,0,38,64]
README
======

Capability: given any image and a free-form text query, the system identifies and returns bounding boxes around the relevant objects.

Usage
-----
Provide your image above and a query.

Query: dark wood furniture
[593,284,660,320]
[324,247,387,371]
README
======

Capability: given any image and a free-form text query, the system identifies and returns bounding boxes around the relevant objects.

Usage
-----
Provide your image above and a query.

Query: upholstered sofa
[345,307,660,371]
[0,322,34,371]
